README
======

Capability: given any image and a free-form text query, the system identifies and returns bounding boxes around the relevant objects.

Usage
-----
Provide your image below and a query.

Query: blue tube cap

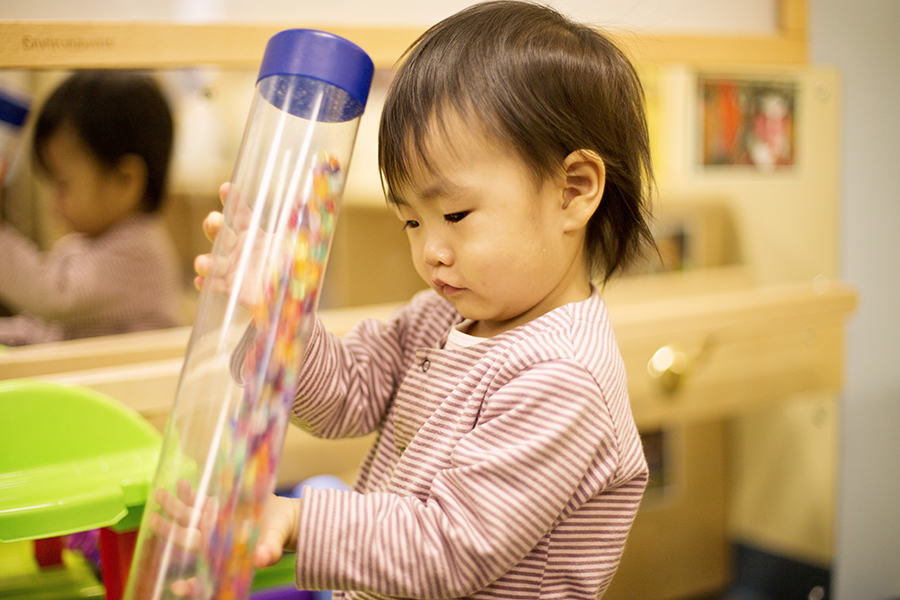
[258,29,374,113]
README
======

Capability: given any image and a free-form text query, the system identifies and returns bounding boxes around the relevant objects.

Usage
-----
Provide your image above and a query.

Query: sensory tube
[123,29,373,600]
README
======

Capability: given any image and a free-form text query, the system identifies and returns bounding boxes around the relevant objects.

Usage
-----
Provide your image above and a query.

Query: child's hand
[149,478,302,598]
[193,182,269,306]
[147,479,218,598]
[193,182,234,293]
[254,493,303,567]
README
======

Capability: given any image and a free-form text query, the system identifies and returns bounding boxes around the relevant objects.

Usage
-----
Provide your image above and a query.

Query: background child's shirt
[290,289,648,599]
[0,213,183,345]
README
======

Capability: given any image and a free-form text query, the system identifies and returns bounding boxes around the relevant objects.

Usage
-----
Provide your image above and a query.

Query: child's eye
[402,220,420,230]
[444,211,469,223]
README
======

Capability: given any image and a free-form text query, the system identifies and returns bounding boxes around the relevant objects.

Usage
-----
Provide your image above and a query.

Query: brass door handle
[647,339,714,396]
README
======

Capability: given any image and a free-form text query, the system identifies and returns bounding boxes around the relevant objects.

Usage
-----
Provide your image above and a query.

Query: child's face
[40,125,136,237]
[390,117,592,338]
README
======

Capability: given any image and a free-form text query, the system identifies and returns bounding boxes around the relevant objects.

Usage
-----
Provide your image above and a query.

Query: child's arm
[0,224,84,315]
[289,294,440,439]
[0,219,171,321]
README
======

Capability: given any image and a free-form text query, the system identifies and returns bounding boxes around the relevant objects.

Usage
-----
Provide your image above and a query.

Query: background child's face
[390,117,588,337]
[40,125,136,237]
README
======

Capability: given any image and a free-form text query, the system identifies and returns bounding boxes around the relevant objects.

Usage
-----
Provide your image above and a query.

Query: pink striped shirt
[0,214,183,344]
[292,289,647,599]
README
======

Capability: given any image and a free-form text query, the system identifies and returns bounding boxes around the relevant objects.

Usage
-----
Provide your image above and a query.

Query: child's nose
[422,233,452,267]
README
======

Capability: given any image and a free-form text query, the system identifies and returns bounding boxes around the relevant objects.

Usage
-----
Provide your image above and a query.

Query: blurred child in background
[0,70,183,346]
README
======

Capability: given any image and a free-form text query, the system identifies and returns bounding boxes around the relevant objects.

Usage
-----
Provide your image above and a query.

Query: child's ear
[561,149,605,232]
[114,154,148,210]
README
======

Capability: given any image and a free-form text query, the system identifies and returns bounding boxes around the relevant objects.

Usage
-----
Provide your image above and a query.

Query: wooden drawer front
[622,319,844,428]
[608,281,855,428]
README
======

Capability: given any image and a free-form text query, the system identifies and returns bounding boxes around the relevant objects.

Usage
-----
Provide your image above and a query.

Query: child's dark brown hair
[379,0,654,283]
[33,70,174,213]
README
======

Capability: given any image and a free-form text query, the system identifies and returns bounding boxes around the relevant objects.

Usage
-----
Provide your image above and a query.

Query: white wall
[809,2,900,599]
[0,0,778,34]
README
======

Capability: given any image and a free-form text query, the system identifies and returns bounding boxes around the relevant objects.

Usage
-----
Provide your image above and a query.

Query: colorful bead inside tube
[198,151,341,598]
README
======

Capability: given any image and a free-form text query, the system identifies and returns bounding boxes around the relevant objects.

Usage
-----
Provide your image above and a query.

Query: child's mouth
[433,278,464,295]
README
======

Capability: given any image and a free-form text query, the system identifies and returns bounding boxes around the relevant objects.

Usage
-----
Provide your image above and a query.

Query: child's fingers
[199,497,219,534]
[218,182,252,232]
[146,512,177,544]
[230,199,254,231]
[219,183,253,232]
[193,254,210,278]
[193,274,208,293]
[169,576,204,599]
[193,253,241,296]
[147,511,203,556]
[194,240,233,279]
[254,533,285,569]
[176,478,204,512]
[219,182,230,207]
[173,479,218,533]
[202,211,224,244]
[176,478,194,501]
[192,252,212,292]
[155,487,193,528]
[195,183,264,304]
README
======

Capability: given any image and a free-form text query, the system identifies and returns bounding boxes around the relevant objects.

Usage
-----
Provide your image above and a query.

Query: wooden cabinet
[601,270,855,600]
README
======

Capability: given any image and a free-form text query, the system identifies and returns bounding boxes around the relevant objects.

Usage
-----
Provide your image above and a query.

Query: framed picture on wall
[698,77,796,171]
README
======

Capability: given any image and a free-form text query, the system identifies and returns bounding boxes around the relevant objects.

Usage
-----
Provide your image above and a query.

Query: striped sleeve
[291,291,459,439]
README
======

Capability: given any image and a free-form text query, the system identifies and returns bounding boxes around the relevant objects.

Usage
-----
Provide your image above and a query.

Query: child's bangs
[381,92,490,204]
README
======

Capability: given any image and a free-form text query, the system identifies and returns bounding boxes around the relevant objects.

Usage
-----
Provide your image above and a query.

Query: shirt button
[421,358,431,372]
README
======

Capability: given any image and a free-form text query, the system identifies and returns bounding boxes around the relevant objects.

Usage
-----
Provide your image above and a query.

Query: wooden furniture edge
[609,278,857,340]
[0,301,402,380]
[1,278,854,382]
[0,0,807,69]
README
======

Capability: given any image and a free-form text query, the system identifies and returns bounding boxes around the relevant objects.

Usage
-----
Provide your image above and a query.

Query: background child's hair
[32,70,174,213]
[379,0,655,283]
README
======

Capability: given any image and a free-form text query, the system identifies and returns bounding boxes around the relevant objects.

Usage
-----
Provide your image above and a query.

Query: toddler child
[0,70,183,345]
[161,1,656,598]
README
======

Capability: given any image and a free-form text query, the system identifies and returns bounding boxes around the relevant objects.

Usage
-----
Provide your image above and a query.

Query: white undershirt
[445,321,487,349]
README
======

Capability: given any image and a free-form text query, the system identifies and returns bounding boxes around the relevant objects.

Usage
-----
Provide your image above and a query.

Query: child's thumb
[254,529,286,568]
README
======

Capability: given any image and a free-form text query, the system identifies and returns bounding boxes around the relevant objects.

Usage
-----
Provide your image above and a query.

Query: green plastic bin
[0,379,161,542]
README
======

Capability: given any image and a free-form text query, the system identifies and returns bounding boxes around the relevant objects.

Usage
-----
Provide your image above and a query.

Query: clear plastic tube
[124,29,373,600]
